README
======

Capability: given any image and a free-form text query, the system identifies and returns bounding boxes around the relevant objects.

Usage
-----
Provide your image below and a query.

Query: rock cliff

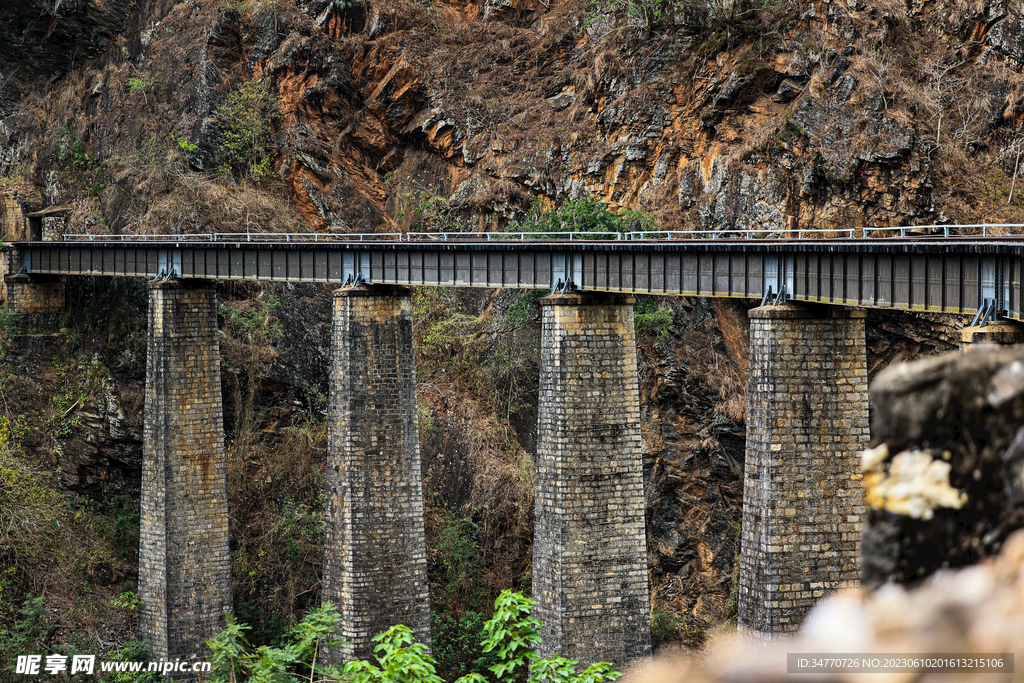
[0,0,1021,661]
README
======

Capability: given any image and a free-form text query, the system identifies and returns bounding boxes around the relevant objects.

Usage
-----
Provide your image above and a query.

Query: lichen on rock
[862,445,967,520]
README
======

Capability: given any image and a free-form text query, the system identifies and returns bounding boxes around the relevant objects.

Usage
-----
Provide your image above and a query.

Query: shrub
[207,590,624,683]
[510,197,655,238]
[430,611,500,682]
[208,604,345,682]
[650,610,680,651]
[433,514,487,612]
[633,297,672,339]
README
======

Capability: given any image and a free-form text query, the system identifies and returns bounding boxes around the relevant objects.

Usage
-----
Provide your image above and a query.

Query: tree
[217,79,280,183]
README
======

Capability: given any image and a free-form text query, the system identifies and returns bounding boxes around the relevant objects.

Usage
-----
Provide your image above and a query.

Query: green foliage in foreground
[207,590,623,683]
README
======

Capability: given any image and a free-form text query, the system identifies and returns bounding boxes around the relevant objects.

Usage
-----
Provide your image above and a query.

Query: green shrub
[208,605,345,682]
[431,611,501,682]
[633,297,672,339]
[127,74,153,106]
[650,610,680,651]
[107,641,162,683]
[510,196,655,238]
[0,595,48,658]
[433,515,487,612]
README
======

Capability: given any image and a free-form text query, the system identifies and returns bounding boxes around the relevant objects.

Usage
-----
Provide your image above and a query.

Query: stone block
[739,303,867,642]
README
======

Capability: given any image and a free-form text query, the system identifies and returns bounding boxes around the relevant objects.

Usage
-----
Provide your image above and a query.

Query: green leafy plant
[109,591,142,612]
[0,595,49,658]
[208,605,346,682]
[208,590,622,683]
[56,122,100,172]
[433,514,487,613]
[344,625,443,683]
[107,640,162,682]
[430,611,500,682]
[176,136,200,168]
[481,591,622,683]
[127,73,154,105]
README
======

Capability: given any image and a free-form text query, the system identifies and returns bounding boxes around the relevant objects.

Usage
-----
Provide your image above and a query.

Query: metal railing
[57,224,1024,243]
[626,228,859,239]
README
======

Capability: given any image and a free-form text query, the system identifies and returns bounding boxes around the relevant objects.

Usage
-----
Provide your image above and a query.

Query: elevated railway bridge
[12,225,1024,321]
[4,225,1022,669]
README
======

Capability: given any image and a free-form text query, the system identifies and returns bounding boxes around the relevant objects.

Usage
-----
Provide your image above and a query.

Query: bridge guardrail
[57,224,1024,243]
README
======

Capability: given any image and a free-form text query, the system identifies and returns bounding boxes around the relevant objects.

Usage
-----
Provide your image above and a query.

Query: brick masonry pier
[738,303,868,642]
[323,285,430,661]
[532,292,651,667]
[138,281,232,669]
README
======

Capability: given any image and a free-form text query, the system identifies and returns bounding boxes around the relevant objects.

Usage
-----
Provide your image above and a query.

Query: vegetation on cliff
[1,0,1014,671]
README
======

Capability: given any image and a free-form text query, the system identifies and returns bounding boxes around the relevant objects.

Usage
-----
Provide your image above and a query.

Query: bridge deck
[13,237,1024,319]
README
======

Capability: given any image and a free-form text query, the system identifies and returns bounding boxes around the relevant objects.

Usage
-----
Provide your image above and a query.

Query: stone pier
[323,285,430,661]
[738,303,868,643]
[4,273,66,313]
[138,281,232,668]
[532,292,651,667]
[960,320,1024,351]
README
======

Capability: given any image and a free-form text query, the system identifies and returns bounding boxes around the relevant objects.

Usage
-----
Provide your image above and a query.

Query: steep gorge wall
[4,0,1024,234]
[0,0,1018,659]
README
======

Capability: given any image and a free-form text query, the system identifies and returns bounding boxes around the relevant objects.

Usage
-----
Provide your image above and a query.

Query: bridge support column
[139,281,232,669]
[4,273,65,313]
[533,292,651,667]
[323,285,430,661]
[960,320,1024,351]
[739,303,868,643]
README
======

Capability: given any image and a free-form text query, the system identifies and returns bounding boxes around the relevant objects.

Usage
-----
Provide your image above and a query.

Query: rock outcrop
[862,346,1024,587]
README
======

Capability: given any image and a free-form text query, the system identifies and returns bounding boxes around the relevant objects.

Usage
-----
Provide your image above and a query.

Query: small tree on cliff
[216,79,280,184]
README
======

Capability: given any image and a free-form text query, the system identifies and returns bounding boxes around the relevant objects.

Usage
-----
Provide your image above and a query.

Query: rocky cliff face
[0,0,1019,658]
[3,0,1024,233]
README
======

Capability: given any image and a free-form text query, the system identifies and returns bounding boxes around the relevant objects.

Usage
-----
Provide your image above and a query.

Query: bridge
[5,229,1024,671]
[14,230,1024,320]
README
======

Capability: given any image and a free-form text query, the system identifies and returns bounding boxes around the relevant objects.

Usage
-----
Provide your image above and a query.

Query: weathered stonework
[0,195,26,240]
[323,285,430,661]
[138,281,232,674]
[4,273,65,313]
[960,320,1024,351]
[533,292,651,667]
[739,303,868,643]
